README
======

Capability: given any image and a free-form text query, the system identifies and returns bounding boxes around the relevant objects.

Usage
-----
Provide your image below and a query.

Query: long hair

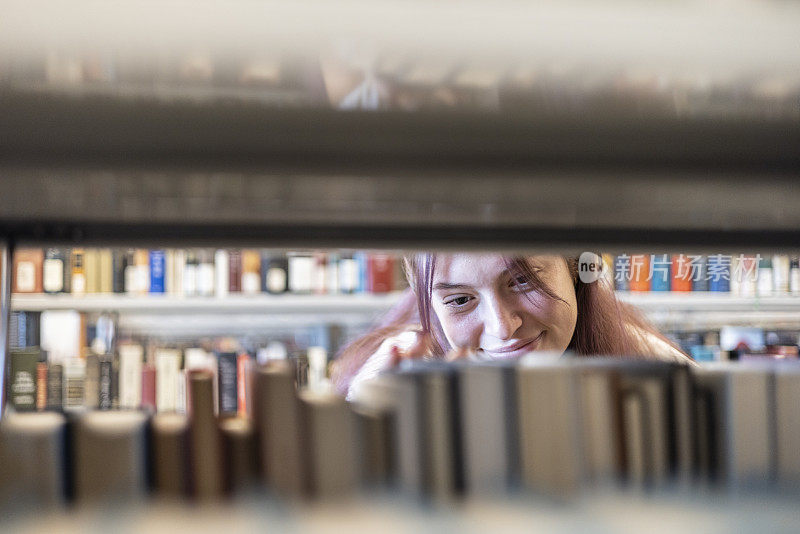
[331,253,687,395]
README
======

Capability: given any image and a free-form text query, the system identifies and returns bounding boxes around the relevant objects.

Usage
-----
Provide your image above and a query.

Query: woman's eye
[445,295,473,307]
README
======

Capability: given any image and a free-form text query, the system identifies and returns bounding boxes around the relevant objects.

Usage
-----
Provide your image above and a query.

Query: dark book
[220,417,258,496]
[10,349,40,411]
[352,405,395,489]
[151,413,190,497]
[0,411,68,506]
[9,311,41,350]
[73,411,149,503]
[112,249,126,293]
[98,357,113,410]
[253,361,304,498]
[217,352,238,416]
[228,249,242,292]
[261,252,289,294]
[46,363,64,411]
[188,370,224,499]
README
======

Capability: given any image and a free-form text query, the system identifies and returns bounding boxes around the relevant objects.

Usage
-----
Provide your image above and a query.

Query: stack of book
[2,356,799,508]
[12,248,406,297]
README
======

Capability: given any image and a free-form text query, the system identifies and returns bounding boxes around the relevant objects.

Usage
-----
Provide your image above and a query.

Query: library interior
[1,1,800,532]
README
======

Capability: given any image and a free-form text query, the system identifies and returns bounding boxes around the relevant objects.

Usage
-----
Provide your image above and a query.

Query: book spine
[649,254,671,292]
[119,344,144,409]
[692,255,709,291]
[241,250,261,295]
[614,255,630,291]
[368,254,395,293]
[671,254,692,292]
[84,248,100,294]
[98,358,113,410]
[46,363,63,411]
[791,257,800,296]
[237,353,251,417]
[84,354,100,410]
[64,358,86,410]
[214,249,229,297]
[183,251,198,296]
[149,250,166,294]
[197,249,215,297]
[188,370,224,499]
[36,362,48,411]
[338,255,359,294]
[43,248,66,294]
[151,413,190,496]
[156,349,181,413]
[629,254,650,292]
[228,249,242,292]
[98,249,113,293]
[313,253,327,294]
[288,254,313,294]
[10,349,40,411]
[263,253,288,294]
[773,255,791,294]
[13,248,44,294]
[708,255,731,292]
[141,364,157,412]
[112,249,126,293]
[217,352,238,416]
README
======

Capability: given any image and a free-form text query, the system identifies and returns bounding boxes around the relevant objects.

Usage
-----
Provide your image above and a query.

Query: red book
[237,353,251,417]
[141,364,157,412]
[368,254,395,293]
[629,254,651,292]
[228,250,242,293]
[671,254,693,292]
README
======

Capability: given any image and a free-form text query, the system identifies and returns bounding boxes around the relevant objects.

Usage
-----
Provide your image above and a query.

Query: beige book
[98,248,113,293]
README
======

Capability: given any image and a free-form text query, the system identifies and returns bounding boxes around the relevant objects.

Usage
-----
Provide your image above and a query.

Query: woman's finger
[405,331,433,360]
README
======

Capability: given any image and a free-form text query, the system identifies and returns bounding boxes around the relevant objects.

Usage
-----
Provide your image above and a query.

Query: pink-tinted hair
[331,253,688,395]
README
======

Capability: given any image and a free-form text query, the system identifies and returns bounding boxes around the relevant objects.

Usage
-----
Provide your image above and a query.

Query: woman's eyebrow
[432,282,472,291]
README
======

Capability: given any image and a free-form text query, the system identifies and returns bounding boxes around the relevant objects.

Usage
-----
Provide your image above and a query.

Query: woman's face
[430,254,578,360]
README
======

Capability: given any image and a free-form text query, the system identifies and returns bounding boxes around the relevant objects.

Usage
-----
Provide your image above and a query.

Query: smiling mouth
[482,331,545,359]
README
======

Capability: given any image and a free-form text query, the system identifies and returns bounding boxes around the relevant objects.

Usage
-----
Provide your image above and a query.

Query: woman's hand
[388,331,433,366]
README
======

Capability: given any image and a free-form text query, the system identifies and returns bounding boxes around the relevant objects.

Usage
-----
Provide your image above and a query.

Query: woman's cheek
[439,310,481,349]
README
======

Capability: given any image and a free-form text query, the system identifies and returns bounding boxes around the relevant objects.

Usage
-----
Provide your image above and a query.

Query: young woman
[332,253,693,399]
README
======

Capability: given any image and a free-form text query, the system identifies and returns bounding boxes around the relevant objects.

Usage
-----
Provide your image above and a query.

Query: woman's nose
[483,296,523,340]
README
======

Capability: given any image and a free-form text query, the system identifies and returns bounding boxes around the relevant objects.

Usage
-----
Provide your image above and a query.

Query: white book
[214,249,229,298]
[288,254,314,293]
[175,370,187,415]
[155,348,182,413]
[119,344,143,409]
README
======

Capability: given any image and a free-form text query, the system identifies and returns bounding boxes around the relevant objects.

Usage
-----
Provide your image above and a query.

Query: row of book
[7,341,315,418]
[2,356,799,508]
[607,254,800,295]
[12,248,405,296]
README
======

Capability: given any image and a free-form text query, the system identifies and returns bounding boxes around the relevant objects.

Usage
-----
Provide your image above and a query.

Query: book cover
[149,250,166,293]
[628,254,650,292]
[141,364,157,412]
[43,248,66,294]
[10,349,40,411]
[241,249,261,295]
[13,248,44,294]
[368,254,394,293]
[228,249,242,292]
[98,249,113,294]
[156,348,182,413]
[119,343,143,409]
[36,361,48,411]
[214,249,229,297]
[262,252,288,294]
[84,249,100,294]
[46,363,63,411]
[217,351,238,416]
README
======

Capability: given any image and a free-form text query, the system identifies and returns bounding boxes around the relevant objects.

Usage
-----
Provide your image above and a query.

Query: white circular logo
[578,252,603,284]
